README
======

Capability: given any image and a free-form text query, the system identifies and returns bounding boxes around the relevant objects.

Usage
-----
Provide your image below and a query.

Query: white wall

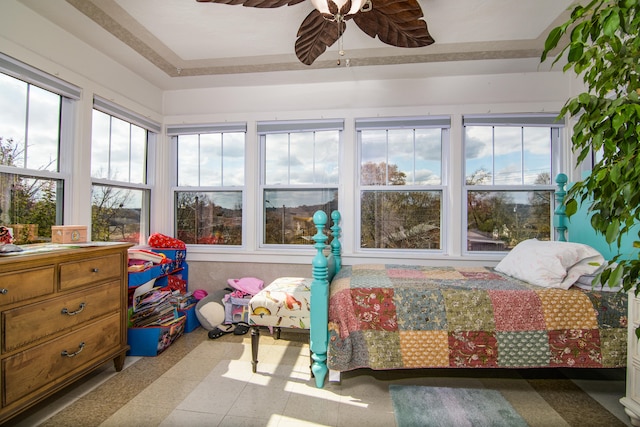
[1,0,588,279]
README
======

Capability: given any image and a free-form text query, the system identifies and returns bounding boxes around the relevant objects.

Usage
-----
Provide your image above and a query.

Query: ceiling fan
[196,0,434,66]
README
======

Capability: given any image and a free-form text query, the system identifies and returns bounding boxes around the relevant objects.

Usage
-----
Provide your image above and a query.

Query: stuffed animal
[195,289,228,331]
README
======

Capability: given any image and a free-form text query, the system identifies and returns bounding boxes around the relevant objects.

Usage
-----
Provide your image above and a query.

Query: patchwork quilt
[327,265,627,372]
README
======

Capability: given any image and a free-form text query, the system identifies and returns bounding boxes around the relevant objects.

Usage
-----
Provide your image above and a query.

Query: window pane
[315,131,339,185]
[265,133,288,185]
[109,117,130,181]
[523,127,551,185]
[0,74,27,167]
[91,110,110,179]
[290,131,312,185]
[0,172,61,244]
[26,85,60,172]
[177,134,198,186]
[360,190,441,249]
[415,129,442,185]
[465,125,553,186]
[0,75,62,172]
[465,126,494,185]
[494,127,522,185]
[223,132,245,186]
[177,132,245,187]
[264,189,337,245]
[361,129,386,163]
[264,130,337,186]
[361,128,442,186]
[91,110,148,185]
[91,185,145,243]
[129,124,146,185]
[200,133,222,187]
[467,190,552,251]
[388,129,413,184]
[176,191,242,245]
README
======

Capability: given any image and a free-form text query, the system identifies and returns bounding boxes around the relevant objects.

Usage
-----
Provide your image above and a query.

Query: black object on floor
[208,324,235,339]
[234,322,250,335]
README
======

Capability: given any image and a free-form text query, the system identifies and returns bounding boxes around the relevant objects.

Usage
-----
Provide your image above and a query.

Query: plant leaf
[603,9,621,37]
[542,26,564,61]
[605,219,620,244]
[608,263,624,288]
[568,42,584,62]
[565,198,578,217]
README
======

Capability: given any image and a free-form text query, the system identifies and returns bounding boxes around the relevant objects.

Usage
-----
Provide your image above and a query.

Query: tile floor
[5,327,633,426]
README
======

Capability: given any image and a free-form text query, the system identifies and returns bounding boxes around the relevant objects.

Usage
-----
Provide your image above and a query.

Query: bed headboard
[555,173,639,262]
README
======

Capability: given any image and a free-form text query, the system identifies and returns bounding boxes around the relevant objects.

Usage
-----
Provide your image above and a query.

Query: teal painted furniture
[248,210,342,382]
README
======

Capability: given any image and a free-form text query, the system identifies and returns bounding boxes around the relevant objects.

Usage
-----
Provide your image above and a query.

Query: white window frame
[355,116,451,253]
[0,52,80,227]
[168,122,247,247]
[258,119,343,249]
[462,113,564,255]
[91,96,160,244]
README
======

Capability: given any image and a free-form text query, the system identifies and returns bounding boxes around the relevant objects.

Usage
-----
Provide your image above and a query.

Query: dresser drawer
[59,254,122,290]
[0,266,55,307]
[2,313,121,406]
[2,281,122,353]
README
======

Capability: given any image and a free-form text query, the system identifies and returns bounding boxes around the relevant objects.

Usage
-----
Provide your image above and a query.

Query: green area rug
[390,385,527,427]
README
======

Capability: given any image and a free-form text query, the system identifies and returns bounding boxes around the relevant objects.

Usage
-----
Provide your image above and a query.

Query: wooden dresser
[0,243,131,424]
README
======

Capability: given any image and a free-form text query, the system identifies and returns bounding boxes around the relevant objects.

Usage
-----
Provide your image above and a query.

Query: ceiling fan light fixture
[310,0,369,20]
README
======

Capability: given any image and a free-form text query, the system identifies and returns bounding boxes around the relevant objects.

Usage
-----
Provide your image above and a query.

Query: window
[259,120,341,246]
[357,117,449,250]
[91,96,160,244]
[0,53,80,244]
[169,123,246,245]
[463,114,563,252]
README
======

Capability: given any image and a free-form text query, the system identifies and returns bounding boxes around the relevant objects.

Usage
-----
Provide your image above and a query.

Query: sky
[465,125,552,186]
[0,73,60,171]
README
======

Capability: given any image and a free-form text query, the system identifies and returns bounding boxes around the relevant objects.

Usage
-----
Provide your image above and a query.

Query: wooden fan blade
[196,0,305,7]
[295,11,345,65]
[353,0,434,47]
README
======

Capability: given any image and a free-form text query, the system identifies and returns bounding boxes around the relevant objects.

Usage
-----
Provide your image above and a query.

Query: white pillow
[574,262,622,292]
[494,239,604,290]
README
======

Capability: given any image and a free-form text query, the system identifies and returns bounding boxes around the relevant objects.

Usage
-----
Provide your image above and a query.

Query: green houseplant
[541,0,639,295]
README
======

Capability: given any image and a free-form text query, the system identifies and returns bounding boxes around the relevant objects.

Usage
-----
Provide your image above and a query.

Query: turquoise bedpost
[554,173,568,242]
[310,210,329,387]
[331,210,342,274]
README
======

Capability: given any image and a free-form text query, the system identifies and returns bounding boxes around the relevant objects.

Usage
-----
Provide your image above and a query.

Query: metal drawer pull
[61,302,86,316]
[0,288,8,294]
[91,268,99,273]
[61,342,85,358]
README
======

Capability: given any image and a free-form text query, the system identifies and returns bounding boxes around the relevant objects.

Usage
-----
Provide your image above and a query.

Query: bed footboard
[309,210,341,388]
[310,211,329,387]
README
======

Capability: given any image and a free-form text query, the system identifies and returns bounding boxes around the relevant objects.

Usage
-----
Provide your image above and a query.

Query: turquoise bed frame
[308,173,638,388]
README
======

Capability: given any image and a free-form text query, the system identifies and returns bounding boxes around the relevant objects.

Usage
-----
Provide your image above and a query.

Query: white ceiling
[19,0,574,90]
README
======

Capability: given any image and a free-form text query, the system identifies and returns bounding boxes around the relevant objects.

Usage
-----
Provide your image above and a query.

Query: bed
[307,173,635,393]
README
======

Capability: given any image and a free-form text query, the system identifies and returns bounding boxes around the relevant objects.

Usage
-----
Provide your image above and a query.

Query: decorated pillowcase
[494,238,604,290]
